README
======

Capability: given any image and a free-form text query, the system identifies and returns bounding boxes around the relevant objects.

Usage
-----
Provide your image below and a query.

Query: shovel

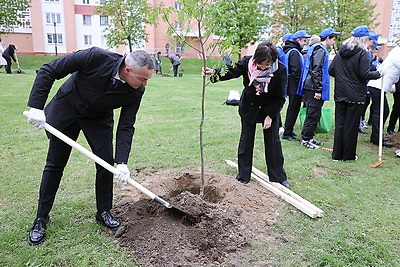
[371,77,385,168]
[23,111,193,220]
[15,52,22,73]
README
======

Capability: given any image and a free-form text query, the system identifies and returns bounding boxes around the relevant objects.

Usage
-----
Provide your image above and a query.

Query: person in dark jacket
[298,28,339,149]
[387,80,400,135]
[202,40,290,188]
[282,30,311,142]
[328,25,382,161]
[153,51,163,75]
[168,53,181,77]
[24,47,154,245]
[366,33,393,147]
[2,44,18,74]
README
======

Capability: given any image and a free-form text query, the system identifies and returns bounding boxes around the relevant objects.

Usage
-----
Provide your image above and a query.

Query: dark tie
[112,79,123,89]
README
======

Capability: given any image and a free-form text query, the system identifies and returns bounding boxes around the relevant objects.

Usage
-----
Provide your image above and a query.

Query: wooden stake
[251,166,324,217]
[225,160,321,219]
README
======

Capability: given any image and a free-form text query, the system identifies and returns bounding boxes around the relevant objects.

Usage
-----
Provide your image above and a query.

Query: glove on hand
[377,64,386,77]
[114,164,130,184]
[27,108,46,129]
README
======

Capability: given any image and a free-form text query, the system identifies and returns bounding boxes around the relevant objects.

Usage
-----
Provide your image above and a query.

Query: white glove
[377,64,386,77]
[114,164,130,184]
[26,108,46,129]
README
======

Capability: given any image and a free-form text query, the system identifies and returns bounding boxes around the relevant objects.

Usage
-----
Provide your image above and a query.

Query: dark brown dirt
[110,171,284,266]
[385,131,400,149]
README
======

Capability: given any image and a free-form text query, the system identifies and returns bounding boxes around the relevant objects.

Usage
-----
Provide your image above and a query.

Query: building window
[44,0,60,2]
[100,16,108,26]
[174,2,182,10]
[46,13,61,24]
[83,15,91,25]
[175,21,182,30]
[84,35,92,45]
[83,0,90,4]
[101,35,107,46]
[47,33,63,44]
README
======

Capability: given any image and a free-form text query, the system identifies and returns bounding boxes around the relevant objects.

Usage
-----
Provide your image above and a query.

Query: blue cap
[352,25,369,37]
[369,32,380,46]
[282,33,293,41]
[292,30,312,39]
[320,27,340,38]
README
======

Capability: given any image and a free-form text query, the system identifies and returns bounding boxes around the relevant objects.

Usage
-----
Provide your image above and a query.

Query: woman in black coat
[328,26,381,161]
[203,40,290,187]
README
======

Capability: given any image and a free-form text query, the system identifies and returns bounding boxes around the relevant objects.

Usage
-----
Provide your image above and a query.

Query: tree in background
[207,0,271,59]
[322,0,378,43]
[96,0,155,52]
[0,0,30,33]
[158,0,270,196]
[272,0,378,50]
[271,0,321,42]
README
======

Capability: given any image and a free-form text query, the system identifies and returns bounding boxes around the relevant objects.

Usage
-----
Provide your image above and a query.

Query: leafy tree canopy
[0,0,30,33]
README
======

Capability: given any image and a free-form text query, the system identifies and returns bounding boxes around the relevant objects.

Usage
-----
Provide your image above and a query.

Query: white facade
[389,0,400,46]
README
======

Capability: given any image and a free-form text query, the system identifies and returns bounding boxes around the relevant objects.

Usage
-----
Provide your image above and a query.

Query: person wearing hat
[359,32,382,133]
[297,27,339,149]
[328,25,383,161]
[365,31,393,147]
[282,30,311,142]
[277,33,293,63]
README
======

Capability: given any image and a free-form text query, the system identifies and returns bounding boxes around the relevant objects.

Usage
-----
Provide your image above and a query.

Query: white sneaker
[301,139,320,149]
[310,138,323,146]
[395,149,400,158]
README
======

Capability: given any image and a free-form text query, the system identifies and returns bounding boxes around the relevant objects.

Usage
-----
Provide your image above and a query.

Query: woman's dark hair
[253,40,278,64]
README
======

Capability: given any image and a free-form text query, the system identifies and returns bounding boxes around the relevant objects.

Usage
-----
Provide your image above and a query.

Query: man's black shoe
[282,135,299,142]
[96,211,120,230]
[281,181,290,188]
[387,130,395,135]
[370,139,394,148]
[28,216,49,245]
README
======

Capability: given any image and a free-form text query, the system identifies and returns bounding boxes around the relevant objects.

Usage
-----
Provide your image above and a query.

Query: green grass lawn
[0,55,399,266]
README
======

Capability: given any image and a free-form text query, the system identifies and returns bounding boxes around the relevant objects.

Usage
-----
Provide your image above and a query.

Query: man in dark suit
[25,47,154,245]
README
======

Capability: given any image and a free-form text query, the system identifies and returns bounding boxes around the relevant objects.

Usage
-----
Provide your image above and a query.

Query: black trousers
[4,56,12,73]
[368,86,389,142]
[36,121,114,218]
[283,94,302,136]
[173,64,179,77]
[301,90,324,140]
[387,89,400,132]
[237,115,287,183]
[332,102,363,160]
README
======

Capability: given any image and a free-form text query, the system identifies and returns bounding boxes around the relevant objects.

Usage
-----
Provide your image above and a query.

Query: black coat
[283,40,303,95]
[28,47,145,163]
[2,44,17,62]
[329,44,380,103]
[211,56,287,123]
[302,45,326,93]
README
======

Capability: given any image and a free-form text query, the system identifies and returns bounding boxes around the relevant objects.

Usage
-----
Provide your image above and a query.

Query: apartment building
[0,0,397,57]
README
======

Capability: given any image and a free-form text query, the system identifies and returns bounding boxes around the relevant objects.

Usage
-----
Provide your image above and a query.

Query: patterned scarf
[248,57,278,94]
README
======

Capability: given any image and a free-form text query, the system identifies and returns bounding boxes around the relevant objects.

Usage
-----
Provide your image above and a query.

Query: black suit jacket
[28,47,145,163]
[212,56,287,124]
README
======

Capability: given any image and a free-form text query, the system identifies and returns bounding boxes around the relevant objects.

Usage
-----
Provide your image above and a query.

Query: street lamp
[54,22,58,56]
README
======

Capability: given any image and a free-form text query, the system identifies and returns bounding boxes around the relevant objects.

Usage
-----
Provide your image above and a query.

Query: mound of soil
[111,171,284,266]
[386,131,400,149]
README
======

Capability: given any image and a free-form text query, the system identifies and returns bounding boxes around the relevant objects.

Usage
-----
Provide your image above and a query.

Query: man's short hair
[125,50,154,70]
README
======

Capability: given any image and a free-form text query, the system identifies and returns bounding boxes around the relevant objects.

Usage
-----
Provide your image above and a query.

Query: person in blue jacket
[282,30,311,142]
[297,28,339,149]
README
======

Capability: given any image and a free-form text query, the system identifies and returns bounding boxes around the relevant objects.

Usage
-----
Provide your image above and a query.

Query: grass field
[0,55,399,266]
